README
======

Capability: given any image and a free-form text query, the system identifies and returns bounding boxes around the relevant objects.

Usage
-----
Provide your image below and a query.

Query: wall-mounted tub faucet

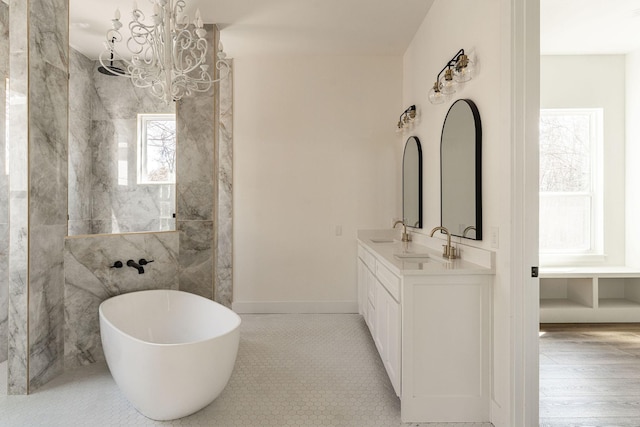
[126,259,145,274]
[429,226,458,260]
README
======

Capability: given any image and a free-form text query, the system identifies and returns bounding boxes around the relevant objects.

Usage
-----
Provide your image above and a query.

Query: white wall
[541,55,626,266]
[627,50,640,267]
[233,56,402,312]
[402,0,513,424]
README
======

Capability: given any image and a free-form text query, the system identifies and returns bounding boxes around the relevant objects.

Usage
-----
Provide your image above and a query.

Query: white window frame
[539,108,604,265]
[137,113,176,185]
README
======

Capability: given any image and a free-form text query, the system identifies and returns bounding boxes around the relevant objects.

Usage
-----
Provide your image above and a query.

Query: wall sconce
[428,49,476,105]
[397,105,417,131]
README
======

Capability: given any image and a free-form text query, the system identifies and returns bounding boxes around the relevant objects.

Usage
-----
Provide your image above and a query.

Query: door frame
[509,0,540,425]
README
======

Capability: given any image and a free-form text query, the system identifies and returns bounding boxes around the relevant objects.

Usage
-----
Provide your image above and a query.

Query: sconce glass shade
[428,82,447,105]
[439,68,457,95]
[453,54,475,83]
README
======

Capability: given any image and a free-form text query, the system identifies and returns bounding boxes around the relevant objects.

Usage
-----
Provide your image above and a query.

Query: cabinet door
[365,268,377,331]
[375,279,401,396]
[385,293,401,396]
[374,279,388,357]
[357,259,367,316]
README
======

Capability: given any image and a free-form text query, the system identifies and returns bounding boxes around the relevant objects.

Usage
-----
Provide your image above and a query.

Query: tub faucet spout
[126,259,145,274]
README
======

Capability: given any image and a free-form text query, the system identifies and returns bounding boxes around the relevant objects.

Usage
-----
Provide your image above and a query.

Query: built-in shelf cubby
[540,268,640,323]
[597,278,640,308]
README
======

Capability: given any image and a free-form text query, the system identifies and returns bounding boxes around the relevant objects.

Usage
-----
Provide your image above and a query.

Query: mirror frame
[403,136,423,229]
[440,99,482,240]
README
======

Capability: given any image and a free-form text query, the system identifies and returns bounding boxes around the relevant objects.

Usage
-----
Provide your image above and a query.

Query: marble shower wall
[8,0,69,394]
[68,49,96,236]
[216,60,233,307]
[67,49,175,236]
[64,231,179,368]
[0,0,8,364]
[175,24,219,301]
[91,62,176,234]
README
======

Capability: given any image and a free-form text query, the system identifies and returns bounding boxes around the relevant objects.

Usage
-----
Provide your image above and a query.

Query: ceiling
[70,0,640,62]
[540,0,640,55]
[70,0,434,60]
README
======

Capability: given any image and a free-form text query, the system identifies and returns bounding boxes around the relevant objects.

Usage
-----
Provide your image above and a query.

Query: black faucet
[126,259,145,274]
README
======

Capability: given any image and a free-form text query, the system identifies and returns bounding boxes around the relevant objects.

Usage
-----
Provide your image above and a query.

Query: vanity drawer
[375,261,400,302]
[358,245,376,271]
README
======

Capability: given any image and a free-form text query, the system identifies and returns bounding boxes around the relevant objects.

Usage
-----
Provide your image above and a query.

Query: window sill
[540,253,607,267]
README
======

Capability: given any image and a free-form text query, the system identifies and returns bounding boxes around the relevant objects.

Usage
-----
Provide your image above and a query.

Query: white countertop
[358,230,494,276]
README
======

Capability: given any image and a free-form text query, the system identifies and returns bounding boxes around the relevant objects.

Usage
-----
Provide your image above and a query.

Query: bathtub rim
[99,289,241,348]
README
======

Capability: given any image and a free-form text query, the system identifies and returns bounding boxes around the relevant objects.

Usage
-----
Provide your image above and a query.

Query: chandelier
[99,0,229,103]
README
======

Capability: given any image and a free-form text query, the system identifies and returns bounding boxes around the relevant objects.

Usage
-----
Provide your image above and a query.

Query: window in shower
[137,113,176,184]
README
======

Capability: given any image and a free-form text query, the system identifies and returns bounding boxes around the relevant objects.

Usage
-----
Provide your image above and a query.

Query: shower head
[98,37,129,77]
[97,64,127,76]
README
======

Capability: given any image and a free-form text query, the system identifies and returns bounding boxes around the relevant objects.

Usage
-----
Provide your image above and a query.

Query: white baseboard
[232,300,358,314]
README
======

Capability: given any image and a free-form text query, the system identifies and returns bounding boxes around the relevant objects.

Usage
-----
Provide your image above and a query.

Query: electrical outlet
[490,226,499,249]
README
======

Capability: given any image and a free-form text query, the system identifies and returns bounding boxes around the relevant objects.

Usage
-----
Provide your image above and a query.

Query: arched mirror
[403,136,423,229]
[440,99,482,240]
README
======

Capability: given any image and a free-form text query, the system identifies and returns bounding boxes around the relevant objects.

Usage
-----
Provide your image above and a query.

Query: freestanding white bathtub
[99,289,241,420]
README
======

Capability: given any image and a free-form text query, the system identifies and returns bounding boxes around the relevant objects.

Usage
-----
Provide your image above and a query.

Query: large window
[137,114,176,184]
[539,108,603,256]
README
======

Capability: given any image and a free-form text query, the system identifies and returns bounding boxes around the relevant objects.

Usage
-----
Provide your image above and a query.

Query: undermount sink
[393,252,450,264]
[394,253,431,260]
[370,238,396,244]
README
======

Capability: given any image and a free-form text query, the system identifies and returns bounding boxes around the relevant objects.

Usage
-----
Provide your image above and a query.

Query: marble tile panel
[67,220,92,236]
[0,2,8,77]
[89,220,113,235]
[8,83,28,193]
[176,95,215,183]
[0,3,7,178]
[178,221,214,300]
[64,231,179,368]
[216,60,233,307]
[9,1,26,63]
[28,224,66,391]
[0,223,8,362]
[176,181,214,221]
[29,0,68,72]
[7,190,27,394]
[29,60,68,226]
[202,24,217,98]
[0,175,9,224]
[68,49,96,225]
[89,119,115,221]
[8,0,28,394]
[111,218,161,234]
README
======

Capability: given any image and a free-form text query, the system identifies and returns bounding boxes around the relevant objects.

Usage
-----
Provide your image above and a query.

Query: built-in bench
[540,267,640,323]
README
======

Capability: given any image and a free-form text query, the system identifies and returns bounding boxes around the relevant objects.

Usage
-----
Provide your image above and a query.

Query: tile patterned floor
[1,314,492,427]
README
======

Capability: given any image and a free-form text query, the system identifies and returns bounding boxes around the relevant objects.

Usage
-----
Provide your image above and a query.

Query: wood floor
[540,323,640,427]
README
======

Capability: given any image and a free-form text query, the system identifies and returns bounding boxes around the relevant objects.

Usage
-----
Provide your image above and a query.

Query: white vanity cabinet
[357,244,401,395]
[357,234,494,423]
